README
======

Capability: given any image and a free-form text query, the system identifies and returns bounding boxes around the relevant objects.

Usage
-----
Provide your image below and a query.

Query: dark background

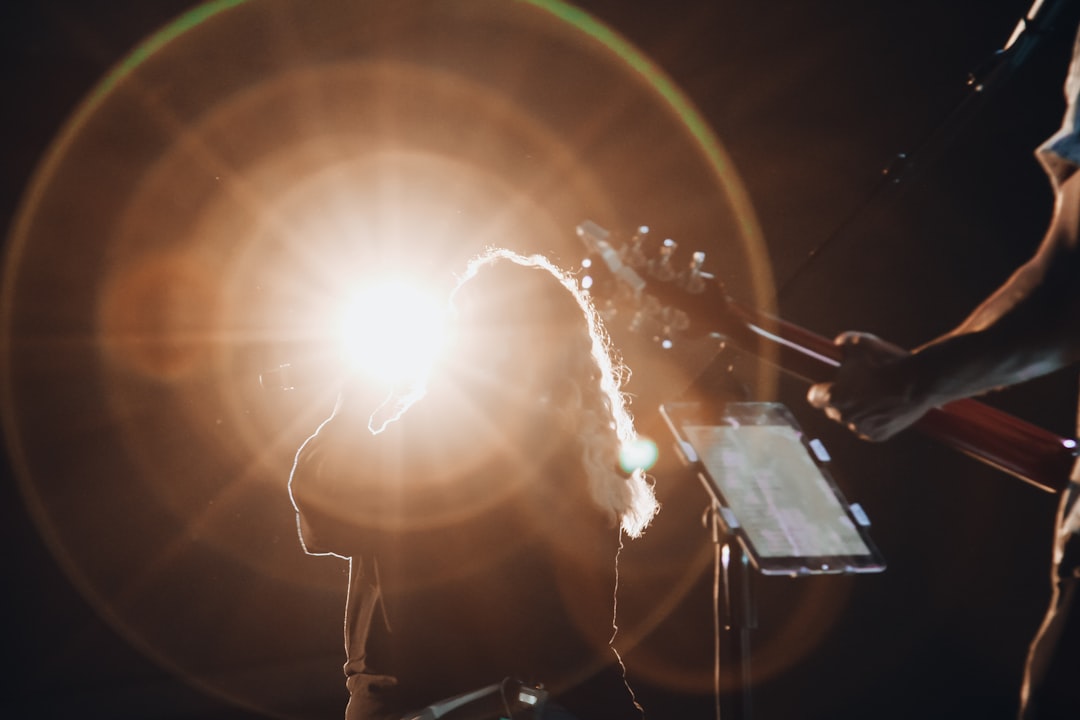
[3,1,1080,718]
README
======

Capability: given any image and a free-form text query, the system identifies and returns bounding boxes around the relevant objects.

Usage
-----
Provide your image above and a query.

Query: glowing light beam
[337,279,448,388]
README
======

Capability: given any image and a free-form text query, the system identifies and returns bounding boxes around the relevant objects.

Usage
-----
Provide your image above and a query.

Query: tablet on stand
[660,401,885,720]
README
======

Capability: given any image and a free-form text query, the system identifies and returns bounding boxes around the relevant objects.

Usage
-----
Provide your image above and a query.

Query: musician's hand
[807,332,931,442]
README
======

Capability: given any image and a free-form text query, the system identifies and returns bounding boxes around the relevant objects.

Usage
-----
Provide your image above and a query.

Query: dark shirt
[290,387,640,718]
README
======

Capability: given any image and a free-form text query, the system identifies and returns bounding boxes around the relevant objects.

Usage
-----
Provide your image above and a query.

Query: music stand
[660,401,885,720]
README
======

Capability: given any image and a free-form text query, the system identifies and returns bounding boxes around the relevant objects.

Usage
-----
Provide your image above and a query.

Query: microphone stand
[778,0,1080,303]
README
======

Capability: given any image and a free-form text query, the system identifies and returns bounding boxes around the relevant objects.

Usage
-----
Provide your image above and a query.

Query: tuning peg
[651,238,678,281]
[626,225,650,268]
[683,251,708,294]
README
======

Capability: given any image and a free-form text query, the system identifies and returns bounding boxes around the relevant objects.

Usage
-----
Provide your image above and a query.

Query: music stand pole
[706,502,757,720]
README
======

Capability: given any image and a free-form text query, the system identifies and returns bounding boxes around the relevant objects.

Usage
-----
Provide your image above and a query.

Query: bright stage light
[337,280,449,387]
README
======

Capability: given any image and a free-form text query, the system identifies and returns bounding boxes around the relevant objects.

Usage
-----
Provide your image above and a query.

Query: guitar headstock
[576,220,732,348]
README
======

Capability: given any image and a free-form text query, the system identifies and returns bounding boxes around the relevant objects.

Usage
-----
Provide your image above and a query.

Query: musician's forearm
[942,264,1044,337]
[906,318,1077,407]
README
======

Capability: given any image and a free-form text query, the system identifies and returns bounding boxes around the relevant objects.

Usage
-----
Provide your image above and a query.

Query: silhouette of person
[290,249,658,720]
[808,24,1080,720]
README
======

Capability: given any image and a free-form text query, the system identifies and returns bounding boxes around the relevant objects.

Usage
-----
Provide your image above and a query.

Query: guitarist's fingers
[833,330,871,347]
[807,382,832,410]
[807,382,847,424]
[834,331,908,364]
[832,333,881,376]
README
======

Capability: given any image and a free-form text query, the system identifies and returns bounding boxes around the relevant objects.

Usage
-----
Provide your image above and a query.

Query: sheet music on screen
[683,424,871,559]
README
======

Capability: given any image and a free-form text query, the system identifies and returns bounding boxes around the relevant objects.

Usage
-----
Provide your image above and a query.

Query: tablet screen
[683,423,871,559]
[662,402,885,575]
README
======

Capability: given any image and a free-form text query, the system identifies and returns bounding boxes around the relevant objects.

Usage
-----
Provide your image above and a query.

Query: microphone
[399,679,548,720]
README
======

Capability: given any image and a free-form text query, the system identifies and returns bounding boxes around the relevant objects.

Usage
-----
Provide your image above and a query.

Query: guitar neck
[575,221,1076,494]
[726,302,1077,494]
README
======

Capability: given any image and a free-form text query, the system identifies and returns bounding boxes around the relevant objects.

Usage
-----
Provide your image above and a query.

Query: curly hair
[450,248,659,538]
